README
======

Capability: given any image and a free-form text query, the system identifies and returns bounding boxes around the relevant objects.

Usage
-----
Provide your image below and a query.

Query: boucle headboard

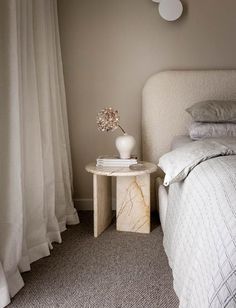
[142,70,236,164]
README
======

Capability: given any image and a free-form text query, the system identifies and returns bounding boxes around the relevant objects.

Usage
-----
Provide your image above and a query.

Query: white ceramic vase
[115,134,136,159]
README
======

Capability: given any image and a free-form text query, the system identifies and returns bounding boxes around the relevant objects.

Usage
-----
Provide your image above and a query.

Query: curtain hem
[66,209,80,225]
[0,286,10,308]
[2,214,80,307]
[28,242,51,264]
[7,269,24,298]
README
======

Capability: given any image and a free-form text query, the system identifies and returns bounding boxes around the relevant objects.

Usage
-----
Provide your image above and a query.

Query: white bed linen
[159,138,235,186]
[158,136,192,230]
[163,138,236,307]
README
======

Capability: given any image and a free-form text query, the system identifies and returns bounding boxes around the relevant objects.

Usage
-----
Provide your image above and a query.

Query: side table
[85,162,157,237]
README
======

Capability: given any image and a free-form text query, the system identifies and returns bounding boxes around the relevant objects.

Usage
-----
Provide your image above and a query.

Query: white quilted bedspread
[164,148,236,307]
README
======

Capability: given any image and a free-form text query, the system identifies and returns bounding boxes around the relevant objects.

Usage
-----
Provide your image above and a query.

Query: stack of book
[96,155,138,167]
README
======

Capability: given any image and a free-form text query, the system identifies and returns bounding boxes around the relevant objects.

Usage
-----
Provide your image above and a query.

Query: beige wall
[57,0,236,202]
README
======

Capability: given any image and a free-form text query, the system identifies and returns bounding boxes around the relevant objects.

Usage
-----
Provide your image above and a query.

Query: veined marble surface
[85,161,157,177]
[93,175,112,237]
[85,161,157,236]
[116,174,150,234]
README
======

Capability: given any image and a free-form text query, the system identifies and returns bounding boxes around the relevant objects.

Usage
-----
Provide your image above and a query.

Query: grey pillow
[189,122,236,140]
[186,100,236,123]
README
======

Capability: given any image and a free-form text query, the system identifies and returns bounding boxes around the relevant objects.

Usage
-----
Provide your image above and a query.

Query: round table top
[85,161,157,177]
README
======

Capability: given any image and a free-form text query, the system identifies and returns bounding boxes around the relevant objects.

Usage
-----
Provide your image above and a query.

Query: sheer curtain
[0,1,79,307]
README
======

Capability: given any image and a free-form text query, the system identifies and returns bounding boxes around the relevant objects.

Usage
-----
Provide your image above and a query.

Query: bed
[142,70,236,307]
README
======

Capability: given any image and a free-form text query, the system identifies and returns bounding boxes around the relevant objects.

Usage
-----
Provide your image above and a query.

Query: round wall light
[152,0,183,22]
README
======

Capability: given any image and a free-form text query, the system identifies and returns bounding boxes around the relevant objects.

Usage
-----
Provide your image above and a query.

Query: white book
[97,155,137,161]
[96,161,138,167]
[97,159,137,162]
[96,155,138,167]
[97,161,137,165]
[96,162,137,166]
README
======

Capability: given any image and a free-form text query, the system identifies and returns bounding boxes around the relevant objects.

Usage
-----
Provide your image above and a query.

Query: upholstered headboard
[142,70,236,164]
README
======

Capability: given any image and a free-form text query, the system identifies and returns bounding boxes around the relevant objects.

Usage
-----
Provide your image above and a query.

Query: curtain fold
[0,1,79,307]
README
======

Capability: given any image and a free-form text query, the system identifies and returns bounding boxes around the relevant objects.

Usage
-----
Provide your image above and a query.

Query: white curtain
[0,1,79,307]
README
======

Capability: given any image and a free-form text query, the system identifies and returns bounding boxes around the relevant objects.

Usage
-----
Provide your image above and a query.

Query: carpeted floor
[9,211,179,308]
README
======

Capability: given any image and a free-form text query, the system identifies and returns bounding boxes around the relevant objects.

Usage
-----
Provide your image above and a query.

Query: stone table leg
[116,174,150,234]
[93,175,112,237]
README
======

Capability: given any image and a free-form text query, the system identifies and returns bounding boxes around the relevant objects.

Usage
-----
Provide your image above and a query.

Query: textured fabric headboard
[142,70,236,164]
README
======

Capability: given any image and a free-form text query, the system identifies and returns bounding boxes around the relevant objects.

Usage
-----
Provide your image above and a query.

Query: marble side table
[85,162,157,237]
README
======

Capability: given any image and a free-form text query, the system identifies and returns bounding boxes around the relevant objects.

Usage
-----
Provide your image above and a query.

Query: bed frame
[142,70,236,227]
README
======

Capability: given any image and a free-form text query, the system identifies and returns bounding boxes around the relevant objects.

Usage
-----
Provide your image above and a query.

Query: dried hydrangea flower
[97,107,126,133]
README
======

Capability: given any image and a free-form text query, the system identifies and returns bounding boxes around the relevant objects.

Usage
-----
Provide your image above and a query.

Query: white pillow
[158,139,235,186]
[189,122,236,140]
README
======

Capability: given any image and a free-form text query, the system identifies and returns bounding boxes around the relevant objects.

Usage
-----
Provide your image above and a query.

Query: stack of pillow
[186,100,236,140]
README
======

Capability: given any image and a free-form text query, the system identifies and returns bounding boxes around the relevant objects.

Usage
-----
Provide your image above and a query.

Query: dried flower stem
[118,125,126,134]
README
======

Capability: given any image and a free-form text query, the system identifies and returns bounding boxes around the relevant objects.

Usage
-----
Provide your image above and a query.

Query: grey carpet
[9,211,179,308]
